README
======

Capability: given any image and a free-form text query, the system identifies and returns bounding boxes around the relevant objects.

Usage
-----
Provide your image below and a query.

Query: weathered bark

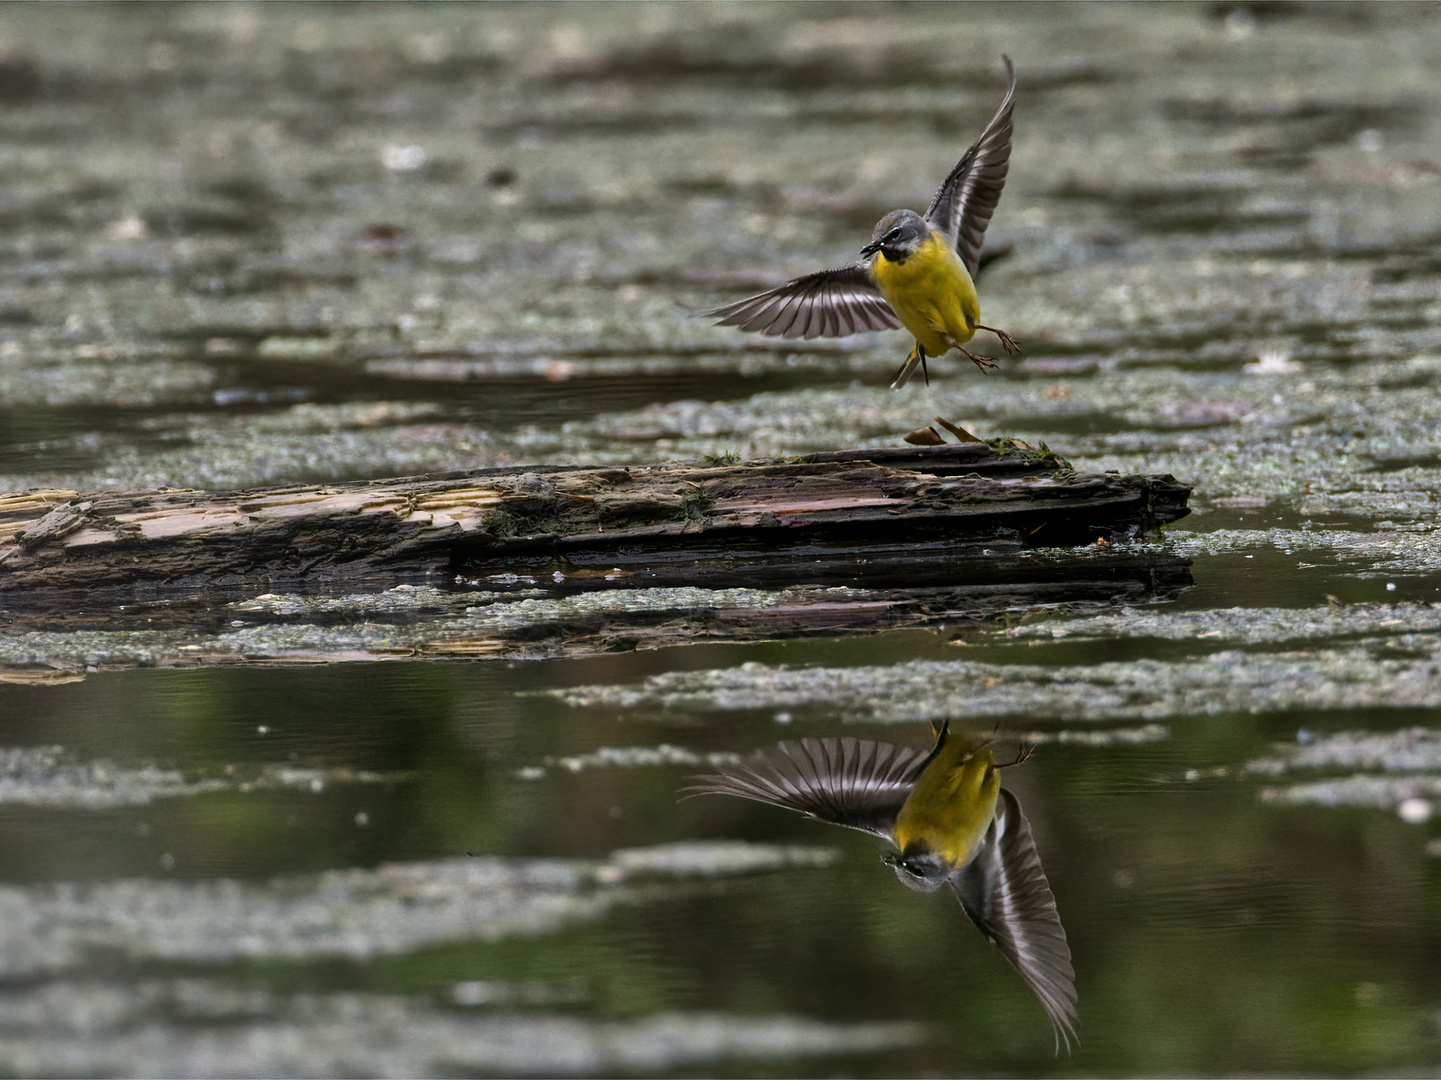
[0,444,1189,596]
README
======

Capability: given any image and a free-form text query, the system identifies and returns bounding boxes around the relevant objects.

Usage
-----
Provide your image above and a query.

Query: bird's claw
[961,349,998,373]
[999,743,1036,769]
[976,324,1021,355]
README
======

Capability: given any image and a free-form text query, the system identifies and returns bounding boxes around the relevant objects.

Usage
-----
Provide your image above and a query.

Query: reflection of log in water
[0,556,1193,677]
[0,443,1188,592]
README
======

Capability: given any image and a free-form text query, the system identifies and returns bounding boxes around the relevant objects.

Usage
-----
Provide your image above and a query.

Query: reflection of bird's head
[861,208,929,262]
[882,846,951,892]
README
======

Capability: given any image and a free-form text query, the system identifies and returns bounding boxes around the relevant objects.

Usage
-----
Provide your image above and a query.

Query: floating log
[0,443,1190,597]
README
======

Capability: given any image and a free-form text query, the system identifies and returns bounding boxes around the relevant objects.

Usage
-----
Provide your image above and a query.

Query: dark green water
[5,568,1441,1075]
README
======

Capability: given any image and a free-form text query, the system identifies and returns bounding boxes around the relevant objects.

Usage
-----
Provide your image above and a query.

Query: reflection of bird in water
[686,720,1077,1052]
[708,56,1020,390]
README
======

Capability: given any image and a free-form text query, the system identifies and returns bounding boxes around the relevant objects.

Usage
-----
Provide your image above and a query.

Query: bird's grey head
[860,209,929,263]
[882,847,950,892]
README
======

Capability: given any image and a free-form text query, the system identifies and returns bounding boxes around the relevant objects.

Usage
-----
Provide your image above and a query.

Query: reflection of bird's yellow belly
[873,235,981,357]
[893,739,1000,866]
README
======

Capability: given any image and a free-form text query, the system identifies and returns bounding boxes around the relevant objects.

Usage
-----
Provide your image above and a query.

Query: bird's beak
[860,240,881,257]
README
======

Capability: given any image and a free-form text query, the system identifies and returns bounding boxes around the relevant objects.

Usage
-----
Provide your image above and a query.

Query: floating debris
[600,841,839,882]
[1250,728,1441,819]
[0,746,403,809]
[518,743,743,779]
[554,648,1441,724]
[1246,727,1441,777]
[1002,603,1441,646]
[0,980,921,1078]
[449,976,589,1007]
[1018,724,1170,747]
[1259,776,1441,817]
[1158,526,1441,579]
[0,841,838,978]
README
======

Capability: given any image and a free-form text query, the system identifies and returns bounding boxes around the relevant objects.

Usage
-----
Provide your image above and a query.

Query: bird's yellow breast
[871,232,981,356]
[892,737,1000,866]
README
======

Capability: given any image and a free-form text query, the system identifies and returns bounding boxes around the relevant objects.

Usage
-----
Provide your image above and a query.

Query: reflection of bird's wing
[707,262,901,340]
[684,737,928,838]
[923,55,1016,280]
[949,788,1078,1054]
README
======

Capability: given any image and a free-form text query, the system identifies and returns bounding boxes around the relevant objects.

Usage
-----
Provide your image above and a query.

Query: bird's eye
[885,228,901,243]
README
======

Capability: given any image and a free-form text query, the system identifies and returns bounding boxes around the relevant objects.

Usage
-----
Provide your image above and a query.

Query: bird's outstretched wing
[924,56,1016,280]
[684,737,927,838]
[707,262,901,340]
[950,787,1078,1054]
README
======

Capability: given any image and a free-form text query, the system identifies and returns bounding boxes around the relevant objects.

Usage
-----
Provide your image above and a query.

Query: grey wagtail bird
[709,55,1019,389]
[686,719,1077,1052]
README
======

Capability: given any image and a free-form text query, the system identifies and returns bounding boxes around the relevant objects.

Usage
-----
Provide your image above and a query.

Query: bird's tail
[890,342,928,389]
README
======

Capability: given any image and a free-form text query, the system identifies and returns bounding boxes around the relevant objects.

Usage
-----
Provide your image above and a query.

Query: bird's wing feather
[707,262,901,340]
[949,787,1078,1054]
[924,55,1016,279]
[684,737,928,838]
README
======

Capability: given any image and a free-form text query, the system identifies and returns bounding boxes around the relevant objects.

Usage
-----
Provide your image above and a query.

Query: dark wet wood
[0,443,1190,595]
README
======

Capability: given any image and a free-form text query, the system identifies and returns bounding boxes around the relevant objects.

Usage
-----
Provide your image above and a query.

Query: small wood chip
[903,425,945,446]
[934,416,983,443]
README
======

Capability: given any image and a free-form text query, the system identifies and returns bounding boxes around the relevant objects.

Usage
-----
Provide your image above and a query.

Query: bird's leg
[919,343,930,386]
[915,718,952,773]
[976,324,1021,354]
[997,743,1036,769]
[960,347,998,374]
